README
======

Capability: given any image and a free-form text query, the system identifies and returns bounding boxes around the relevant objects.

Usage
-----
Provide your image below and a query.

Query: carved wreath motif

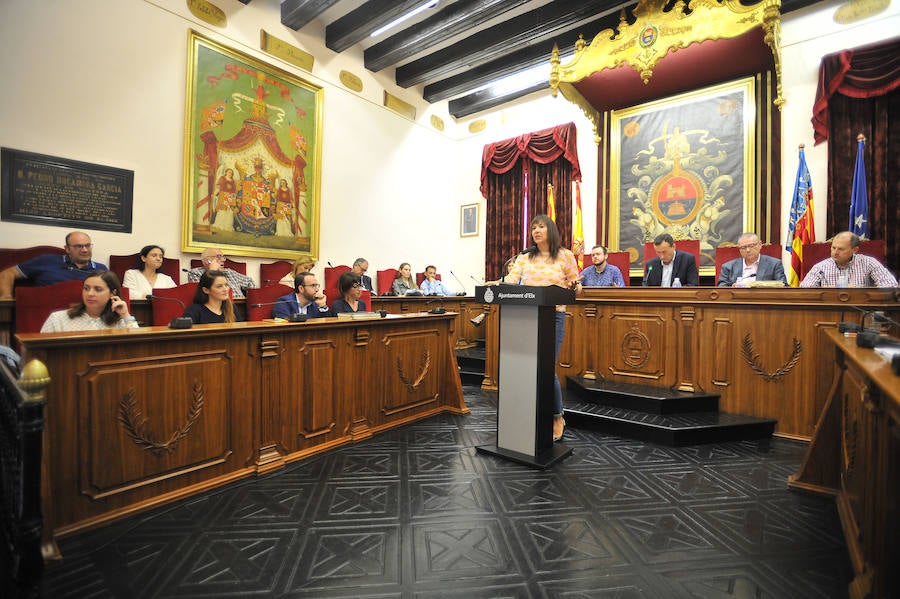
[740,334,802,382]
[397,351,431,393]
[118,381,204,456]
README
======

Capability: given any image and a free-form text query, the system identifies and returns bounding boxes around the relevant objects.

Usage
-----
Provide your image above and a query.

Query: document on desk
[874,346,900,362]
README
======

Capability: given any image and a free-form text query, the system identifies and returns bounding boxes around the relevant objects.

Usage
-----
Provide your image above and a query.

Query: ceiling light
[370,1,439,38]
[467,54,573,97]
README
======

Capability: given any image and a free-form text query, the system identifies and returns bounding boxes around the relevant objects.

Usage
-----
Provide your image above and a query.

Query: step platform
[564,377,776,446]
[456,345,485,384]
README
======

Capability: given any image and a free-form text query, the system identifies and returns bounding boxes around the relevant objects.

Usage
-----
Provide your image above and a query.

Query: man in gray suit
[718,233,787,287]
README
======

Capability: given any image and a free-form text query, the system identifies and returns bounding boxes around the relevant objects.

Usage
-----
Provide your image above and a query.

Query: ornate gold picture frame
[182,30,323,260]
[609,77,756,275]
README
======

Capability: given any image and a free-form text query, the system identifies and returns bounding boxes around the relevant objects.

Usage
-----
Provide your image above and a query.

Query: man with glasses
[351,257,374,292]
[272,271,332,319]
[187,247,256,299]
[718,232,787,287]
[0,230,107,298]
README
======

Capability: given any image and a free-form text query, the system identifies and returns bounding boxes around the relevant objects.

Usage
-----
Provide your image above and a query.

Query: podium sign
[474,284,575,468]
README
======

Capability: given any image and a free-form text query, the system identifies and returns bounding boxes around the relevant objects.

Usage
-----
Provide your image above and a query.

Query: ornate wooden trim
[397,351,431,393]
[118,382,203,456]
[740,333,801,382]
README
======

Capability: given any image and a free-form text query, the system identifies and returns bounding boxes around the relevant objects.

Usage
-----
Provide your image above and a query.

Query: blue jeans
[553,311,565,416]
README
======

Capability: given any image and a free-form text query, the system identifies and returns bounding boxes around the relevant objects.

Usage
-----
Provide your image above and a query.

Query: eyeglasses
[69,244,93,250]
[302,283,320,288]
[207,255,226,261]
[738,243,760,251]
[351,283,362,289]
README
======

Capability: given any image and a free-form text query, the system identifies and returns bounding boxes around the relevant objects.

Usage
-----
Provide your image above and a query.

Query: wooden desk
[372,295,486,349]
[479,287,900,439]
[18,313,467,547]
[788,329,899,599]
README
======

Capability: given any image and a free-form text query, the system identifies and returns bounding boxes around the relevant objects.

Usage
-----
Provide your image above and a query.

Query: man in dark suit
[352,257,374,292]
[273,271,332,319]
[718,233,787,287]
[643,233,699,287]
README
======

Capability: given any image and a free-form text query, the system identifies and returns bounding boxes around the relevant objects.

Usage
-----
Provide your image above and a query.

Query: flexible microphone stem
[448,270,467,296]
[250,300,307,322]
[146,294,192,329]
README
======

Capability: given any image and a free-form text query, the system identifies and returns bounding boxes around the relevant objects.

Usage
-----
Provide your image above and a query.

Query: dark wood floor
[42,383,850,598]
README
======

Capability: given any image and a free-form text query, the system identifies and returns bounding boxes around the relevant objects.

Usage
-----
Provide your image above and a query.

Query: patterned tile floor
[43,384,850,598]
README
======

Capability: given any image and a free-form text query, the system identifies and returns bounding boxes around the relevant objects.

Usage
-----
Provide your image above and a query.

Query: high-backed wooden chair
[415,271,442,286]
[643,239,701,269]
[324,265,351,304]
[260,260,293,286]
[799,239,886,279]
[148,283,198,327]
[376,269,398,295]
[0,246,67,286]
[14,280,87,335]
[715,243,782,284]
[246,284,293,321]
[189,258,247,275]
[108,252,181,285]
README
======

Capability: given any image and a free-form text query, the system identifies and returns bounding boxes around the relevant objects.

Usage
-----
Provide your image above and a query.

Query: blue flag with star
[849,136,868,239]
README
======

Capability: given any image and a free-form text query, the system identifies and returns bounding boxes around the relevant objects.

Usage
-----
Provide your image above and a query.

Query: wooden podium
[474,284,575,468]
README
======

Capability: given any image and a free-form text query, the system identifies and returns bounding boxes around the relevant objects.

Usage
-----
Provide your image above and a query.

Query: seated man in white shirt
[419,265,451,296]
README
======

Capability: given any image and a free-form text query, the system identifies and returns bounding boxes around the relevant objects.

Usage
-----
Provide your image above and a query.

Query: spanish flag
[547,183,556,222]
[572,182,584,269]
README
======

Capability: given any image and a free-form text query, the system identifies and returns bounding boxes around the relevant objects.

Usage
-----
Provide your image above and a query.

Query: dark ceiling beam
[364,0,534,73]
[395,0,630,88]
[236,0,252,4]
[326,0,437,53]
[281,0,341,31]
[422,9,623,102]
[448,82,548,119]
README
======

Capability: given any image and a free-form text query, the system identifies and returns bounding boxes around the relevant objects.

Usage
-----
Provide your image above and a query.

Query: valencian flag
[547,183,556,222]
[786,145,816,287]
[849,134,869,239]
[572,182,585,269]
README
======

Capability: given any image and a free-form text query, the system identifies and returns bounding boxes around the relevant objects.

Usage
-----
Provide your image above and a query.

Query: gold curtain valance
[549,0,783,143]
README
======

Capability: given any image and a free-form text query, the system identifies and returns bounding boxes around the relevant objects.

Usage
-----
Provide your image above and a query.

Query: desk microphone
[448,270,468,296]
[327,261,334,268]
[423,298,446,314]
[146,294,193,329]
[470,275,485,285]
[249,300,307,322]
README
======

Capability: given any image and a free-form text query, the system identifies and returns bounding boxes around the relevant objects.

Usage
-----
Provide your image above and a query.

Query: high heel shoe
[553,416,565,442]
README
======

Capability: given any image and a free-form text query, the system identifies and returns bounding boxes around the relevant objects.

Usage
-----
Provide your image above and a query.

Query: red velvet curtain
[481,123,581,279]
[813,38,900,274]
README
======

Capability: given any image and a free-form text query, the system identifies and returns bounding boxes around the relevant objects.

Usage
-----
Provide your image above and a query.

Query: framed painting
[609,77,756,275]
[461,203,479,237]
[182,30,323,260]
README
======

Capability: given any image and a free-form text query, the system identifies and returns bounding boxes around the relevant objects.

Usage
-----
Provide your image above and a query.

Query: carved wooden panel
[78,352,232,498]
[605,311,668,380]
[380,327,441,418]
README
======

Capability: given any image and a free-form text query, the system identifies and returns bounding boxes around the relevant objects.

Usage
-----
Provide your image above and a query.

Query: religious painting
[461,203,479,237]
[182,30,323,260]
[609,77,756,275]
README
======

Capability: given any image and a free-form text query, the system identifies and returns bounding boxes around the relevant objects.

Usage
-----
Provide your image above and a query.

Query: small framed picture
[460,203,479,237]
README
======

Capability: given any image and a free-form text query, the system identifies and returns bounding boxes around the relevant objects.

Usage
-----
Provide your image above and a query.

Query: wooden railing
[0,357,50,599]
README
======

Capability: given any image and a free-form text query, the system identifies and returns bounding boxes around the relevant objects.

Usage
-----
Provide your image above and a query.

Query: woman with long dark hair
[122,244,176,298]
[504,214,581,441]
[183,270,242,324]
[41,271,139,332]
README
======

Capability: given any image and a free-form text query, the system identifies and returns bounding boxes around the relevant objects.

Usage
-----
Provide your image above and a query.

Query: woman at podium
[504,214,580,441]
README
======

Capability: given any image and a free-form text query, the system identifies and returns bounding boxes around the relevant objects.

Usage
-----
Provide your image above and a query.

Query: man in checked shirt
[800,231,897,288]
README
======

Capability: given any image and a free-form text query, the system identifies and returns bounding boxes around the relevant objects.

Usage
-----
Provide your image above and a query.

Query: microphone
[520,245,537,254]
[448,270,468,296]
[470,275,485,285]
[146,294,193,329]
[327,261,334,268]
[249,300,307,322]
[423,298,446,313]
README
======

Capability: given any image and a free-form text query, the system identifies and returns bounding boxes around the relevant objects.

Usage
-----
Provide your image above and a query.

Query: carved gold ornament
[740,334,801,382]
[118,382,204,456]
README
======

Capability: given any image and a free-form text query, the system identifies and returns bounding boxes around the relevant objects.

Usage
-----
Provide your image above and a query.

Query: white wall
[0,0,896,294]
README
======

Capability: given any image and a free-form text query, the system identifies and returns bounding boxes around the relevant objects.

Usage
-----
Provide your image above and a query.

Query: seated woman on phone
[391,262,421,296]
[122,244,177,299]
[183,270,243,324]
[332,272,367,314]
[41,271,139,332]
